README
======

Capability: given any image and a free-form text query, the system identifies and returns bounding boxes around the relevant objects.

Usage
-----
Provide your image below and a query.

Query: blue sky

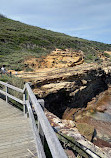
[0,0,111,44]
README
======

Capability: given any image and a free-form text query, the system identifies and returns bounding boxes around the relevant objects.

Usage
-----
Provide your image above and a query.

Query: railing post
[38,99,45,146]
[5,84,8,103]
[23,88,27,116]
[38,99,44,110]
[27,82,32,118]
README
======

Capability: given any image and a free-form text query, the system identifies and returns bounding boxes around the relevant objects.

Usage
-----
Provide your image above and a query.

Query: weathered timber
[0,80,68,158]
[5,83,8,103]
[25,83,67,158]
[0,81,24,93]
[57,133,103,158]
[0,99,37,158]
[0,89,23,104]
[38,99,45,146]
[26,100,46,158]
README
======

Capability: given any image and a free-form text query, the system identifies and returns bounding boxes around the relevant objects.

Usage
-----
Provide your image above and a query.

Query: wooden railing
[0,81,67,158]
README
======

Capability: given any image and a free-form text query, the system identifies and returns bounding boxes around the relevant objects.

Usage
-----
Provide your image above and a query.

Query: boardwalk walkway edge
[0,80,67,158]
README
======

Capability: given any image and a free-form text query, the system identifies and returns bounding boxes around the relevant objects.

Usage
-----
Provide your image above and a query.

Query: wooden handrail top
[26,100,46,158]
[0,80,68,158]
[0,81,24,93]
[0,89,23,104]
[25,83,67,158]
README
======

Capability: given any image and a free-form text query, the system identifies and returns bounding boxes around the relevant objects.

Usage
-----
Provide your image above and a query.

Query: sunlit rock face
[24,49,84,69]
[33,64,111,119]
[18,53,111,156]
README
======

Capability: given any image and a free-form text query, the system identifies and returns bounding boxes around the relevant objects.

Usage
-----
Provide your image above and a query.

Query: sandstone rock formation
[17,62,111,119]
[24,49,84,69]
[45,110,110,158]
[14,50,111,156]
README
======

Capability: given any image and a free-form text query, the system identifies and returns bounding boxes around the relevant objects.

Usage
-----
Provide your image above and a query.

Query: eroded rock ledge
[17,62,111,157]
[45,110,110,158]
[17,62,111,118]
[29,63,111,119]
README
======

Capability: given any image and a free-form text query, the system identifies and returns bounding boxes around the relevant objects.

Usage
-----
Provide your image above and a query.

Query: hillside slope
[0,15,111,70]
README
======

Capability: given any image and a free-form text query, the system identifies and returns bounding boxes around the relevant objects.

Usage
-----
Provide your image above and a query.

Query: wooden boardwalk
[0,99,37,158]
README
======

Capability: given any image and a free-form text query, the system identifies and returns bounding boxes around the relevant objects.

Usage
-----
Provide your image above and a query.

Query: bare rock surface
[45,110,110,158]
[24,49,84,69]
[11,51,111,156]
[16,62,111,99]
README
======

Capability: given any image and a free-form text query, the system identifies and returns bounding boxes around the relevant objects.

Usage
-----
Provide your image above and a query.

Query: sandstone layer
[24,49,84,69]
[13,50,111,156]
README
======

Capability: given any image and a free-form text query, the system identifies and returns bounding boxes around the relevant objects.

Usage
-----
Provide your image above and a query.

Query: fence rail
[0,80,67,158]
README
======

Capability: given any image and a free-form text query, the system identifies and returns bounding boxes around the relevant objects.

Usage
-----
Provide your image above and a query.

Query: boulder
[76,123,95,141]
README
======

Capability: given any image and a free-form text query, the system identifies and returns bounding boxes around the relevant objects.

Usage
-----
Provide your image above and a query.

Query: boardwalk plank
[0,99,37,158]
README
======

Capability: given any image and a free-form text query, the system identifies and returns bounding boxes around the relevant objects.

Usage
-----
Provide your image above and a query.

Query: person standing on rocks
[1,66,9,76]
[1,66,5,74]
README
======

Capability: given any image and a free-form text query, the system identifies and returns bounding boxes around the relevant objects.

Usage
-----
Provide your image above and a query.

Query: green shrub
[85,54,98,63]
[25,67,33,72]
[104,52,110,58]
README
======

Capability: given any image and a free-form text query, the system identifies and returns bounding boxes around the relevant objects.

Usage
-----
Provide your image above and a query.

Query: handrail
[0,89,23,104]
[25,83,67,158]
[0,81,24,93]
[0,81,68,158]
[0,81,23,104]
[26,100,46,158]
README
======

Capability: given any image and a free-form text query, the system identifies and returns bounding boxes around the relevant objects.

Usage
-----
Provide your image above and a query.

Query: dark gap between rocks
[36,76,108,119]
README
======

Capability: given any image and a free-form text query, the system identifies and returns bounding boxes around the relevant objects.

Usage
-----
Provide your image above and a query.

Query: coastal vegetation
[0,14,111,70]
[0,74,24,109]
